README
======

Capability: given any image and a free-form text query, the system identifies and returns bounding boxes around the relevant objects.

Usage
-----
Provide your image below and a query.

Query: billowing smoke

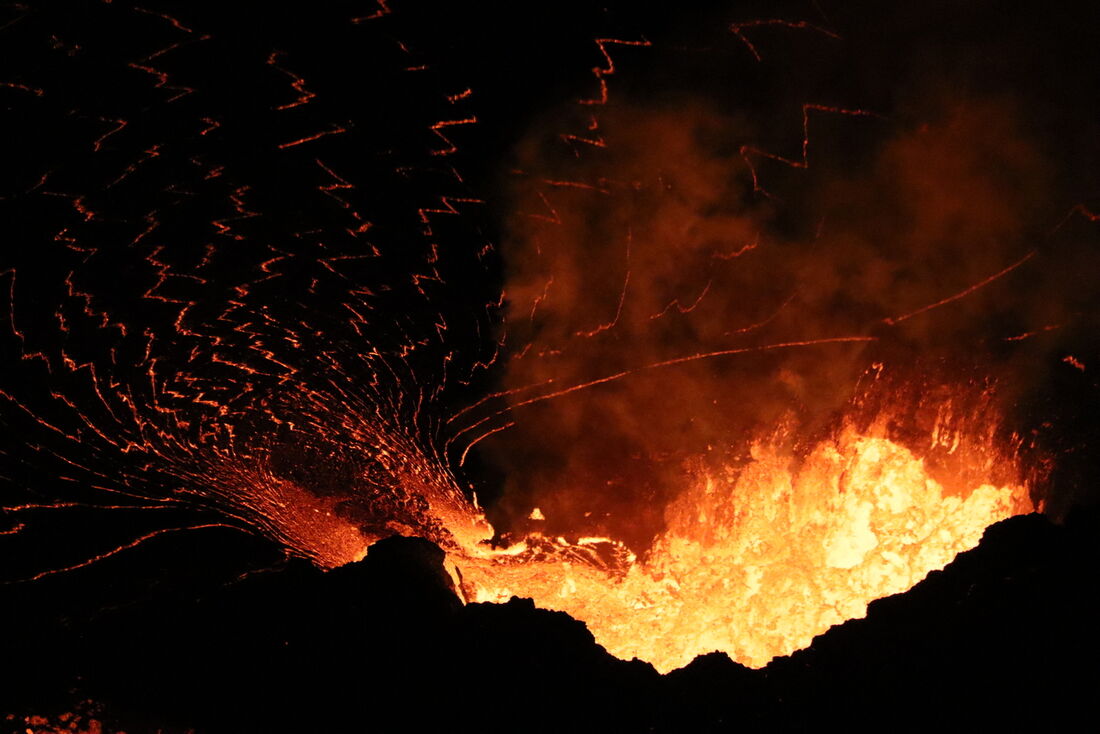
[474,5,1100,546]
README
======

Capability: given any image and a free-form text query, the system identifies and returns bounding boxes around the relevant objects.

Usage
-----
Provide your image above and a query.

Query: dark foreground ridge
[1,509,1098,732]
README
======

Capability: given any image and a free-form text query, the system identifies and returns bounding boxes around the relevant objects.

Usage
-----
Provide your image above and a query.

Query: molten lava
[445,400,1032,673]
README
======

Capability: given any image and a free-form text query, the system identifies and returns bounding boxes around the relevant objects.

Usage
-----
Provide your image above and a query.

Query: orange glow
[443,395,1032,673]
[11,707,109,734]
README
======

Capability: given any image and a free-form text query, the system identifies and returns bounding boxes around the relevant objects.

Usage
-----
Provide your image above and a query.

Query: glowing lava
[447,403,1032,673]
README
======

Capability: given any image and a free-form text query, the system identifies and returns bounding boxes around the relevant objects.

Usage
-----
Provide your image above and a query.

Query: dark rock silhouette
[2,510,1098,732]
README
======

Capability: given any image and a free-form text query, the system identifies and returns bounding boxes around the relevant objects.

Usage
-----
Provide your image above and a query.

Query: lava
[442,385,1032,673]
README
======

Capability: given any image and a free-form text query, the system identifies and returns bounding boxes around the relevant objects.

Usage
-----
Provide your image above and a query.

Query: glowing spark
[459,421,516,468]
[351,1,392,24]
[267,51,318,110]
[277,124,349,150]
[1,81,44,96]
[650,279,712,320]
[580,37,652,106]
[449,336,877,450]
[1063,355,1086,371]
[741,104,880,198]
[729,19,840,62]
[430,117,478,156]
[576,231,630,337]
[883,250,1036,325]
[8,524,240,584]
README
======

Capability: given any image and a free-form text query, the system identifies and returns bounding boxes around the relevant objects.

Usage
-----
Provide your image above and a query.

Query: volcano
[2,1,1099,731]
